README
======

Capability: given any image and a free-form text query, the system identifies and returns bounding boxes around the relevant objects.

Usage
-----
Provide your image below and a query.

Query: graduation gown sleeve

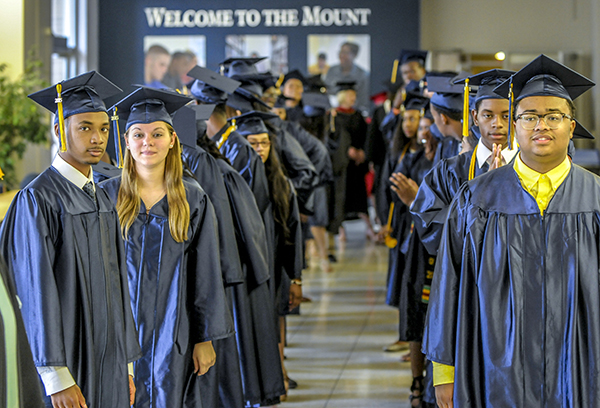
[181,144,244,286]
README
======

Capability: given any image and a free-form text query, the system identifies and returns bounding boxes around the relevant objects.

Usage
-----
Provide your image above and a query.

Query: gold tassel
[55,84,67,152]
[275,73,285,89]
[0,167,4,180]
[111,107,123,168]
[384,203,398,248]
[217,122,236,149]
[508,81,514,149]
[391,59,399,84]
[462,78,470,139]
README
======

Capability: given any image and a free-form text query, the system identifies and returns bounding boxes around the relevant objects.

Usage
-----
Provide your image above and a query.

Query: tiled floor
[283,221,415,407]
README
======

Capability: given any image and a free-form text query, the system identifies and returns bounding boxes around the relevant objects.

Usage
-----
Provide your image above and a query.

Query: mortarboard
[222,57,268,79]
[226,87,270,113]
[28,71,122,152]
[281,69,306,86]
[305,74,328,93]
[402,93,429,113]
[232,111,279,137]
[92,161,122,181]
[171,104,215,148]
[302,92,331,117]
[493,54,595,142]
[399,49,428,66]
[454,69,515,139]
[427,73,464,112]
[187,66,241,104]
[336,81,357,92]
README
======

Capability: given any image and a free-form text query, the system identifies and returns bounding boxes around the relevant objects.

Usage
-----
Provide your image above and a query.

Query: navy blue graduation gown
[423,164,600,407]
[100,177,234,408]
[217,159,285,407]
[0,256,45,408]
[0,167,141,408]
[181,144,244,287]
[268,120,319,215]
[180,144,245,408]
[411,149,488,255]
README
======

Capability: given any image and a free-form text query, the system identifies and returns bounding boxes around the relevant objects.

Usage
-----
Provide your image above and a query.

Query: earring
[169,144,174,148]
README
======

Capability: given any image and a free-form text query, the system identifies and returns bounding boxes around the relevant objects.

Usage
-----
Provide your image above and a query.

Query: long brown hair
[264,132,291,240]
[117,123,190,243]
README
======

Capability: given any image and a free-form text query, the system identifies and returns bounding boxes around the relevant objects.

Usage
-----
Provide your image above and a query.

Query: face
[339,90,357,108]
[514,95,575,171]
[246,133,271,163]
[56,111,110,175]
[473,98,510,150]
[401,61,426,84]
[418,117,433,145]
[262,86,281,107]
[283,79,304,102]
[126,121,176,169]
[272,107,287,121]
[145,53,171,82]
[402,110,421,138]
[338,45,356,67]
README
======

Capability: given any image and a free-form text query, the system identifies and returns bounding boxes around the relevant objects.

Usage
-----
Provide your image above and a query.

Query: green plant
[0,59,49,188]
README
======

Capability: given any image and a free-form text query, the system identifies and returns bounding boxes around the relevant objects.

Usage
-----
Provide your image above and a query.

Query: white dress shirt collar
[475,140,518,168]
[51,154,95,191]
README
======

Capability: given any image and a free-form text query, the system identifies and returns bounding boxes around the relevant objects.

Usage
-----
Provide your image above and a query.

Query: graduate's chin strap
[111,107,124,168]
[217,120,236,149]
[55,83,67,153]
[462,78,470,139]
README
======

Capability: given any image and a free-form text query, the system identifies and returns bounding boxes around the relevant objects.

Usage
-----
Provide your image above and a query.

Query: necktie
[82,181,97,204]
[537,174,552,214]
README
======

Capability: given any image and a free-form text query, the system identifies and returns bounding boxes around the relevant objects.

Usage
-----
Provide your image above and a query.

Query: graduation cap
[171,104,215,148]
[28,71,122,152]
[281,69,306,86]
[453,69,515,139]
[402,93,429,113]
[188,65,241,104]
[222,57,267,78]
[427,73,463,112]
[226,87,270,113]
[399,49,428,66]
[493,54,596,142]
[238,80,264,98]
[231,111,279,137]
[92,161,122,183]
[110,87,192,166]
[302,92,331,117]
[255,72,281,91]
[305,74,328,93]
[336,81,357,92]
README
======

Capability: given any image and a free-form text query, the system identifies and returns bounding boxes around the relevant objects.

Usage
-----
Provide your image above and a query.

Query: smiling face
[514,95,575,173]
[473,98,510,151]
[125,121,176,170]
[56,111,110,176]
[246,133,271,163]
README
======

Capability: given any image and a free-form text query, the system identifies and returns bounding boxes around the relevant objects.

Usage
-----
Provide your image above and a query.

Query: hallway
[283,221,416,407]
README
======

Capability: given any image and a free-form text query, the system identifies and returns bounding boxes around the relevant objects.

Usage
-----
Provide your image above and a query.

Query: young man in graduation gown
[0,71,141,408]
[409,69,517,255]
[423,54,599,407]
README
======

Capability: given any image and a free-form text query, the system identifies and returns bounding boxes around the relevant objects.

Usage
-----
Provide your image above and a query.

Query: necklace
[142,188,166,214]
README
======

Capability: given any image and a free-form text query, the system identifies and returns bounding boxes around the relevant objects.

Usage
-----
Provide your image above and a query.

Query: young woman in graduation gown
[100,87,234,408]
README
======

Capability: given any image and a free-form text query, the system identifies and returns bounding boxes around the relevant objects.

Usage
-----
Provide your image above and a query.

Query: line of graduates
[377,50,599,407]
[0,56,342,408]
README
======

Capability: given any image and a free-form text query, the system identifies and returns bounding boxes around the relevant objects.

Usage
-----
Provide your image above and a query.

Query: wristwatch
[291,279,302,286]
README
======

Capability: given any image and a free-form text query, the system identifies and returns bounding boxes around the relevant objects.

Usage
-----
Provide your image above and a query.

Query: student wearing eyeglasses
[423,55,599,407]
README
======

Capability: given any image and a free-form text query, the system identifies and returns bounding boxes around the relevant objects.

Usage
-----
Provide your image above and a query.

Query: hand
[354,149,366,164]
[299,213,309,223]
[389,172,419,207]
[489,143,504,170]
[435,383,454,408]
[129,375,136,406]
[193,341,216,376]
[289,282,302,310]
[51,384,87,408]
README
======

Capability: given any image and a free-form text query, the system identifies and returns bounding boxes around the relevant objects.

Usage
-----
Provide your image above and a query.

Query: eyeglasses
[248,141,271,148]
[515,112,573,130]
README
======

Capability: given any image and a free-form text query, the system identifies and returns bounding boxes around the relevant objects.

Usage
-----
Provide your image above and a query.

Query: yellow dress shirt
[432,153,571,387]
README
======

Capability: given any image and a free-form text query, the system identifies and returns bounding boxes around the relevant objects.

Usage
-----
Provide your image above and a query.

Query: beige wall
[420,0,593,54]
[0,0,25,78]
